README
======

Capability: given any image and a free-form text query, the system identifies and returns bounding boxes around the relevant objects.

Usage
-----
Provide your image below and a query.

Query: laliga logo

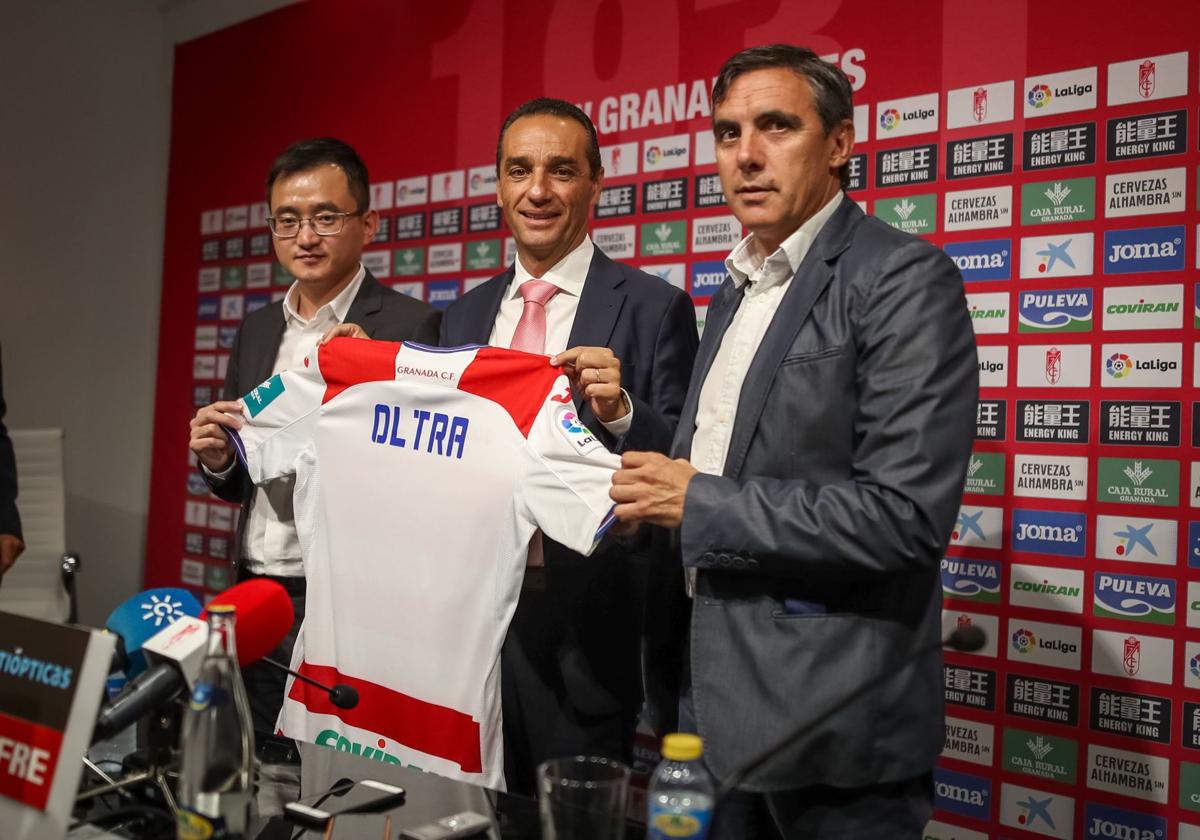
[1012,628,1036,654]
[560,412,587,435]
[879,108,901,131]
[645,146,662,164]
[1027,84,1052,108]
[1106,352,1132,378]
[397,185,409,200]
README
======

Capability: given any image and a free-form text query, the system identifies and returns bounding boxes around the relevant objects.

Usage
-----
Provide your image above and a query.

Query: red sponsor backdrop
[147,0,1200,833]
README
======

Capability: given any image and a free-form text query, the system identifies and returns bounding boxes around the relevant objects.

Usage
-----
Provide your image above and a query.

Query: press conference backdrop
[143,1,1200,835]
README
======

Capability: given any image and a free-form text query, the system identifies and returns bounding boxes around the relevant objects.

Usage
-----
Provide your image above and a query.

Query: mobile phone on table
[399,810,492,839]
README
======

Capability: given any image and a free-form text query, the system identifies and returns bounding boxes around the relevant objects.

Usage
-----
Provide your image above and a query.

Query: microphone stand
[77,702,182,814]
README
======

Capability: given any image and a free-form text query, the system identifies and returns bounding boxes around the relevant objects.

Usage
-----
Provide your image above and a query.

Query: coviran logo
[316,730,403,764]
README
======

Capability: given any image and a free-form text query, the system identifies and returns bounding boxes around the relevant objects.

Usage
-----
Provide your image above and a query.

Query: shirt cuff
[202,458,238,482]
[598,390,633,437]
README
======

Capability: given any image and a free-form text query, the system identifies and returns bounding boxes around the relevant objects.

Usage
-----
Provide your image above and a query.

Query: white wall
[0,0,294,626]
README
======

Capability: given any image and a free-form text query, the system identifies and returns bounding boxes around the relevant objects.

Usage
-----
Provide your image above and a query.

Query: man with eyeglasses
[188,137,440,754]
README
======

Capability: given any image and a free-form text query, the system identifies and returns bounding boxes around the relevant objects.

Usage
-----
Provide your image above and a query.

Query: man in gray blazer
[612,45,977,838]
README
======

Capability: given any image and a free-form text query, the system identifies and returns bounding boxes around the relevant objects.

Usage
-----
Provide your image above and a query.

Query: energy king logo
[243,374,285,418]
[944,239,1011,281]
[1022,177,1095,225]
[941,557,1002,603]
[1018,289,1093,333]
[1098,458,1179,507]
[1094,573,1176,624]
[876,193,936,234]
[1104,225,1186,274]
[1011,509,1086,557]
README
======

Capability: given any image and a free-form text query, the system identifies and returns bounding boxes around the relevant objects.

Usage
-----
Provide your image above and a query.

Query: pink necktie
[510,279,559,570]
[509,279,559,354]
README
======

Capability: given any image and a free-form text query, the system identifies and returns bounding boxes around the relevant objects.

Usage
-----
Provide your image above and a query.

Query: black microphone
[262,656,359,710]
[93,666,187,743]
[717,625,986,797]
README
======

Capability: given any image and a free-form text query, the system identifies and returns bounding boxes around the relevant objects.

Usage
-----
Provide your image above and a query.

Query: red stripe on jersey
[289,661,483,773]
[319,337,402,405]
[457,347,563,437]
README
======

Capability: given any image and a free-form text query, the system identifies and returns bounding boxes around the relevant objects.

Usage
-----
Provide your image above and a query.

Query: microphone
[104,588,202,676]
[261,656,359,710]
[716,625,986,797]
[92,579,294,743]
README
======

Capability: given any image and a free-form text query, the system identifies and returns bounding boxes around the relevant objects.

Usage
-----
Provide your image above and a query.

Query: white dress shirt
[490,236,632,436]
[209,265,366,576]
[689,193,844,475]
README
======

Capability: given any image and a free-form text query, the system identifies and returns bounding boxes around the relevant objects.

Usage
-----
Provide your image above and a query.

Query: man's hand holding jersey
[189,401,243,473]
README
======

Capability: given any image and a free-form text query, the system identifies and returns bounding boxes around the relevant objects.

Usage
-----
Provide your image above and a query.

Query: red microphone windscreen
[201,579,296,666]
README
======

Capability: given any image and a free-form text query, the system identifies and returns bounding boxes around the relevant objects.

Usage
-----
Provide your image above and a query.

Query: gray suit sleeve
[680,241,978,580]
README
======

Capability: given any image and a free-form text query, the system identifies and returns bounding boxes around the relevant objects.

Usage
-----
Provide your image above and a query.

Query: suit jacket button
[702,551,717,564]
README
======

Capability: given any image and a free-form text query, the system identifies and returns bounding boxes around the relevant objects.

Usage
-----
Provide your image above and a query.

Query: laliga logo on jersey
[973,87,987,122]
[556,407,603,456]
[1139,59,1155,98]
[879,108,901,131]
[1027,84,1052,108]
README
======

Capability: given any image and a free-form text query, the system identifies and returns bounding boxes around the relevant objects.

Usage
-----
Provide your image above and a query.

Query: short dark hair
[266,137,370,212]
[712,44,854,188]
[495,98,602,179]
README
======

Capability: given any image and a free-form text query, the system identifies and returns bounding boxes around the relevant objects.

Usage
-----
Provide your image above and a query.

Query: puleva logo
[1011,509,1087,557]
[941,558,1002,603]
[1027,84,1052,108]
[1018,289,1093,332]
[879,108,901,131]
[1094,573,1175,624]
[243,374,285,418]
[1104,225,1186,274]
[944,239,1011,281]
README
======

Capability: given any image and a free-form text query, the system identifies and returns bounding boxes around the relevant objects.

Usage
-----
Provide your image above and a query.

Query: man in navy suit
[441,98,698,793]
[612,46,976,838]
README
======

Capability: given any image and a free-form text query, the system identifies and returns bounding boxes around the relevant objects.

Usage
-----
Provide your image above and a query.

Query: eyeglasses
[267,210,362,238]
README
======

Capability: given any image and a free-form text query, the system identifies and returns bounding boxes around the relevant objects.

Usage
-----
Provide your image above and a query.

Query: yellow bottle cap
[661,733,703,761]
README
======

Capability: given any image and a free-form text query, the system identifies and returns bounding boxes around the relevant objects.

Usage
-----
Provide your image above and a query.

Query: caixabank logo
[1093,573,1176,624]
[1018,289,1093,333]
[999,781,1074,839]
[1011,508,1085,558]
[933,767,991,821]
[943,239,1010,281]
[941,557,1002,603]
[1020,233,1094,278]
[1095,515,1177,565]
[951,505,1003,550]
[1084,801,1167,840]
[1104,224,1186,275]
[1007,618,1081,670]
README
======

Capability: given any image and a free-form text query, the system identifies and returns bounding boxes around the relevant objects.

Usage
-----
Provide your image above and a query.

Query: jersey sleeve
[227,345,325,485]
[519,375,620,556]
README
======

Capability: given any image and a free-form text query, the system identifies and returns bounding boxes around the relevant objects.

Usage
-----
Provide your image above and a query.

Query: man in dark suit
[612,46,977,838]
[188,138,440,747]
[0,347,24,582]
[442,98,698,793]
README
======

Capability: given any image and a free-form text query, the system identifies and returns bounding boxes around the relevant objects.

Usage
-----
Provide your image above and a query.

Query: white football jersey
[230,338,619,788]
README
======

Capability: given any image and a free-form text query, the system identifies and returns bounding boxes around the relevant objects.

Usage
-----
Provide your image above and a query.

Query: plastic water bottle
[646,733,715,839]
[176,605,255,839]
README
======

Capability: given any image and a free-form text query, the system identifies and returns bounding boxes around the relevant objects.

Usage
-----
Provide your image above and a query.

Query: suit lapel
[345,270,387,336]
[670,279,743,459]
[565,249,625,350]
[246,306,286,390]
[721,200,862,477]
